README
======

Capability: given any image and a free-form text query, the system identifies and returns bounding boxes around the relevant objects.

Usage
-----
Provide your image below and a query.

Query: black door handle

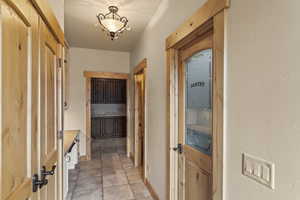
[172,144,183,154]
[41,165,56,177]
[39,165,56,188]
[32,174,48,192]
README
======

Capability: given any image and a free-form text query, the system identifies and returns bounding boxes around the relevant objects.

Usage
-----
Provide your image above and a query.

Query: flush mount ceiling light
[96,6,130,40]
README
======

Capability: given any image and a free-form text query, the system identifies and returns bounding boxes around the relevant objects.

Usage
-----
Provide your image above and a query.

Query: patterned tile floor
[66,138,153,200]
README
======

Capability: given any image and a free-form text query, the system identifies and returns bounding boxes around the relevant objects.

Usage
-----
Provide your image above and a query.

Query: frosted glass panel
[185,49,212,155]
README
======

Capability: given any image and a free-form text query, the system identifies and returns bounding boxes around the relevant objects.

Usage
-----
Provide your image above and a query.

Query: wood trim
[133,58,147,74]
[84,71,129,79]
[64,40,70,49]
[144,178,160,200]
[212,10,225,200]
[30,0,64,44]
[166,48,177,200]
[84,71,130,160]
[179,32,213,61]
[165,0,229,49]
[2,0,31,26]
[79,155,89,161]
[4,0,64,44]
[85,78,91,160]
[129,152,134,163]
[132,59,148,181]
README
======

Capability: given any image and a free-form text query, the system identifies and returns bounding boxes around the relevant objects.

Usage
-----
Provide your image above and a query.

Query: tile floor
[66,138,153,200]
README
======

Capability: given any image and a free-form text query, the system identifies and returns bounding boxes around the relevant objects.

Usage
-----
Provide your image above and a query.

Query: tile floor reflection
[66,138,153,200]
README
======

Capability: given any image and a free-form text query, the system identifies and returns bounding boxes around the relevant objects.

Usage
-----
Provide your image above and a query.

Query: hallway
[66,138,153,200]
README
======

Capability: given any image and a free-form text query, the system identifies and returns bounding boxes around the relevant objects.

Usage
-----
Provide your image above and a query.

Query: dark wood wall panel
[91,78,126,104]
[92,117,127,139]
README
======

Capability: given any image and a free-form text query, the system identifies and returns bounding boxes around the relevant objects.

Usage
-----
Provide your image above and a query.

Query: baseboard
[144,178,159,200]
[129,152,134,163]
[79,155,88,161]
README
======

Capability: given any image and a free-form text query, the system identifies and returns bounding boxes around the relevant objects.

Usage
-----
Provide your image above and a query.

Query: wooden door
[1,2,30,199]
[134,73,145,168]
[177,33,213,200]
[39,20,60,200]
[0,1,40,199]
[1,1,63,200]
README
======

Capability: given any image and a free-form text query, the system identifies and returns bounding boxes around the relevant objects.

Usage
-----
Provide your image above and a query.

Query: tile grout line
[100,145,104,200]
[119,149,136,200]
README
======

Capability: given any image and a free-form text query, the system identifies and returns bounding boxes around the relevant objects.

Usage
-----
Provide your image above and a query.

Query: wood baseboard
[144,178,159,200]
[129,152,134,163]
[79,155,88,161]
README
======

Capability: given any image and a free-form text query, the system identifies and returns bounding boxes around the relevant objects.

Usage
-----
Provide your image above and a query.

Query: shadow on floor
[66,138,153,200]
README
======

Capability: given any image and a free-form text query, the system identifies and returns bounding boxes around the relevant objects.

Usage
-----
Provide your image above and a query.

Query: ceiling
[65,0,162,51]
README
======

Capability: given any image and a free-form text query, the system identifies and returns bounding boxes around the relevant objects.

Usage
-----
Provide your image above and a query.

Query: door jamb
[166,0,229,199]
[83,71,130,160]
[132,59,147,179]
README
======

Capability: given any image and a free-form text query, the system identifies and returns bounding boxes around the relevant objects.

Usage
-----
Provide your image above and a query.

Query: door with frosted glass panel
[177,34,213,200]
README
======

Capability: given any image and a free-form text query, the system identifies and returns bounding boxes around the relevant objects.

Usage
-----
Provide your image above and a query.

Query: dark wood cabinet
[91,78,126,104]
[91,116,127,139]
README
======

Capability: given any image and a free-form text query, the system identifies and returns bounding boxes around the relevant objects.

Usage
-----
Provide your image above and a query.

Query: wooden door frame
[166,0,229,200]
[132,59,147,178]
[83,71,130,160]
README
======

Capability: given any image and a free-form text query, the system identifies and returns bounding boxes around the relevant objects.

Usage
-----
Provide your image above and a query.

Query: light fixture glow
[97,6,130,40]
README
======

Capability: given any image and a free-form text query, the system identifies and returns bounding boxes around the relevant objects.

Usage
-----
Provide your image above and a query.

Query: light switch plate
[242,153,275,190]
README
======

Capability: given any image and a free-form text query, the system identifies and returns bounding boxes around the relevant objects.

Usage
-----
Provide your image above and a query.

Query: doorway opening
[84,71,130,160]
[90,77,127,158]
[133,59,147,180]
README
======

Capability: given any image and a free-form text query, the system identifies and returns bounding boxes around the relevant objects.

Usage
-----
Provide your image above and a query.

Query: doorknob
[172,144,183,154]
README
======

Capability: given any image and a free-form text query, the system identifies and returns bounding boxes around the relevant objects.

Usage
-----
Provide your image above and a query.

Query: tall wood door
[39,20,60,200]
[0,1,39,199]
[177,33,213,200]
[1,2,30,199]
[1,1,63,200]
[134,73,145,168]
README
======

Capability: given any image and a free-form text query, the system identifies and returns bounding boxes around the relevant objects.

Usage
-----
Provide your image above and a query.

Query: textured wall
[225,0,300,199]
[47,0,64,30]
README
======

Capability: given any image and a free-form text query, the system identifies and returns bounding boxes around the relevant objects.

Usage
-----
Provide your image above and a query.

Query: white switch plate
[242,153,275,190]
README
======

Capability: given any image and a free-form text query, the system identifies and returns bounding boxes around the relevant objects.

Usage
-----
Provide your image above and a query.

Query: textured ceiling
[65,0,162,51]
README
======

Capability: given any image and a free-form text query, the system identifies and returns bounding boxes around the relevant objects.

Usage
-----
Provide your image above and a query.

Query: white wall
[225,0,300,199]
[47,0,64,30]
[130,0,206,199]
[64,47,130,155]
[131,0,300,200]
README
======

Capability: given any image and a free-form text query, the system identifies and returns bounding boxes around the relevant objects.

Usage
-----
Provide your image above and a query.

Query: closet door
[1,3,29,199]
[1,1,63,200]
[39,20,60,200]
[0,1,39,199]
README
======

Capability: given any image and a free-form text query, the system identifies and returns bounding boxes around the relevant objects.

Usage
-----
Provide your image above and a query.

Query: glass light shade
[101,18,124,33]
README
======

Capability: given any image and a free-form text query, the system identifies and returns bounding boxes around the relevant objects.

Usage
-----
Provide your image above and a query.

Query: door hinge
[57,130,63,139]
[57,58,63,68]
